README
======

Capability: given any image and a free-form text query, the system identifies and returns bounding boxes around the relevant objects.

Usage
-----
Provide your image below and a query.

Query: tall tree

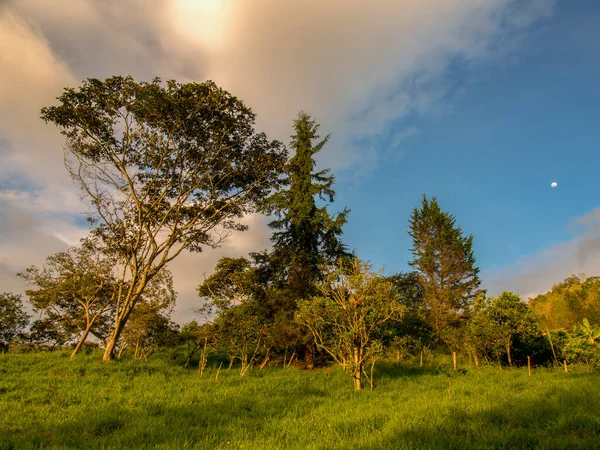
[265,112,350,300]
[42,76,287,360]
[408,195,481,345]
[0,293,30,351]
[199,113,350,366]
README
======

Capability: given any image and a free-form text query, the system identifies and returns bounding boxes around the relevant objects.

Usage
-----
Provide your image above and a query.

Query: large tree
[408,195,481,345]
[42,76,287,360]
[199,113,349,366]
[265,112,349,300]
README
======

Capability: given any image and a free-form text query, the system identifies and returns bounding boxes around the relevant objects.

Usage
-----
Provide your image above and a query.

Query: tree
[262,112,350,365]
[19,240,118,357]
[564,318,600,370]
[213,302,269,376]
[0,293,30,351]
[383,272,432,360]
[469,292,539,366]
[118,268,177,359]
[41,76,287,360]
[408,195,481,346]
[180,321,216,373]
[119,303,179,360]
[296,257,405,390]
[198,257,275,373]
[266,113,349,300]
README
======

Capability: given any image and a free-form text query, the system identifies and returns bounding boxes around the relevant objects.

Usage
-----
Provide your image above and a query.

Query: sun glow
[172,0,232,49]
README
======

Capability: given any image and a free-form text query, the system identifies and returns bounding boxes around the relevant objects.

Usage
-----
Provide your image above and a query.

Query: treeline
[0,76,598,390]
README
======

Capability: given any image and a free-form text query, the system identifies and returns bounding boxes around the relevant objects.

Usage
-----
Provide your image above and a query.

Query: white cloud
[391,127,421,149]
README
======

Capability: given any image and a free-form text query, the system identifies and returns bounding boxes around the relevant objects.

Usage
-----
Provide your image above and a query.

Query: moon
[551,182,558,187]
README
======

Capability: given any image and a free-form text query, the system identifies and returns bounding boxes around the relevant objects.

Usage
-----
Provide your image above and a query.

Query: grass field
[0,352,599,449]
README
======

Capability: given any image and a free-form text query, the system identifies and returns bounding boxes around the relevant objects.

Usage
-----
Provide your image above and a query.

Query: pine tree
[265,112,350,300]
[408,195,481,345]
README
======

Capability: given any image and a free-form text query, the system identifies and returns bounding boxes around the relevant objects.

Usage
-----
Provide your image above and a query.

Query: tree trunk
[102,285,145,361]
[304,344,315,370]
[506,343,512,367]
[71,323,94,358]
[353,370,362,391]
[353,346,362,391]
[102,319,125,362]
[259,348,270,370]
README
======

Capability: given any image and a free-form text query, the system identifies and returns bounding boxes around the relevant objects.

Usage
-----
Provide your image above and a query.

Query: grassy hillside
[0,352,598,449]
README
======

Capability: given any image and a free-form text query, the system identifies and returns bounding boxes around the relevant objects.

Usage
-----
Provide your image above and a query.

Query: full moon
[551,182,558,187]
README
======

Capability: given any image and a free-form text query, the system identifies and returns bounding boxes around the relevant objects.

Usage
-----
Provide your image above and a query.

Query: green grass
[1,352,599,449]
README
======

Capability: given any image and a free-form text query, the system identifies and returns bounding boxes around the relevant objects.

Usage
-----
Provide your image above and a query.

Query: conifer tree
[408,195,481,345]
[265,112,350,300]
[199,113,350,367]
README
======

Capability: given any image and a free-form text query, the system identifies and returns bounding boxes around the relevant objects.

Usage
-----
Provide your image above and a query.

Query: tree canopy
[41,76,287,360]
[409,195,481,345]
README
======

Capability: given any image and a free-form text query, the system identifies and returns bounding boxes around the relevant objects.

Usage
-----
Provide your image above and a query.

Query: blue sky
[337,0,600,286]
[1,0,599,320]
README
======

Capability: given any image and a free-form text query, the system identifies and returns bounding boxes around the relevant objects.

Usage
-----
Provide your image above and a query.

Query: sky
[1,0,599,322]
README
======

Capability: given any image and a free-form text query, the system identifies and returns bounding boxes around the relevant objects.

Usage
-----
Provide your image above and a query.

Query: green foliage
[408,195,481,346]
[469,292,540,365]
[265,112,350,300]
[382,272,432,350]
[1,353,600,449]
[18,239,118,353]
[198,113,350,362]
[198,256,292,367]
[529,274,600,330]
[296,257,405,389]
[0,293,29,349]
[41,76,287,360]
[564,319,600,369]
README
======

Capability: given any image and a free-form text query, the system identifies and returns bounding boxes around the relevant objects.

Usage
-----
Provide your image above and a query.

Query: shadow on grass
[376,380,600,450]
[374,361,445,380]
[0,379,319,450]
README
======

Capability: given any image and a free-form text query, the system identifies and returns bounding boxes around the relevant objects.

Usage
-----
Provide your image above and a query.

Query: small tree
[19,239,118,357]
[180,321,216,373]
[469,292,539,366]
[296,257,405,390]
[0,293,30,351]
[564,319,600,370]
[42,76,287,361]
[409,195,481,346]
[120,304,179,360]
[118,268,177,359]
[213,303,268,376]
